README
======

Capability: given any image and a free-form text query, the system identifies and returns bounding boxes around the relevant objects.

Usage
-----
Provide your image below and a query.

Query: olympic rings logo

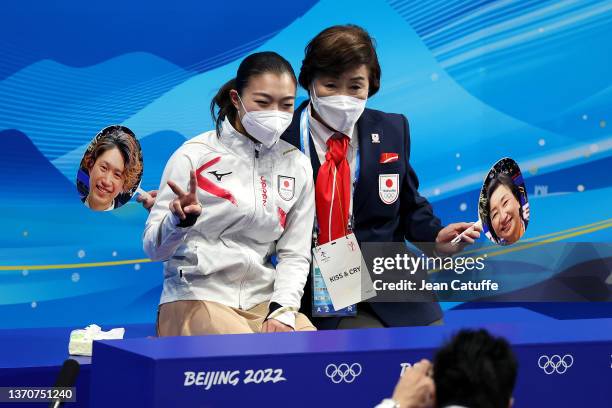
[538,354,573,375]
[325,363,362,383]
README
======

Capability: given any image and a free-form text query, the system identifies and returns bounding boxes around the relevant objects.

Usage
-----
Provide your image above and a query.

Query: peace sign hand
[167,170,202,222]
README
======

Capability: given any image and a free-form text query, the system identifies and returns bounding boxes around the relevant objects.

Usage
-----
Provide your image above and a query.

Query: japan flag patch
[379,174,399,204]
[278,176,295,201]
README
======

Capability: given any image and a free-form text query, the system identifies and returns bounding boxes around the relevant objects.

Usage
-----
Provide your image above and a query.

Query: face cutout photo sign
[451,157,530,247]
[76,125,143,212]
[478,158,530,246]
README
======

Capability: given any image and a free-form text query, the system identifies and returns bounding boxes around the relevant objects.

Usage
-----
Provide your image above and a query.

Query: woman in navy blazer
[281,25,481,329]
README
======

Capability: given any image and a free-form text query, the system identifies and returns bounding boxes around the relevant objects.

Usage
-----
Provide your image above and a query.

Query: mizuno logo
[208,170,232,181]
[196,158,237,206]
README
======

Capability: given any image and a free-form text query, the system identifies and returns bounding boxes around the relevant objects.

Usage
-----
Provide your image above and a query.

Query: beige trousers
[157,300,316,336]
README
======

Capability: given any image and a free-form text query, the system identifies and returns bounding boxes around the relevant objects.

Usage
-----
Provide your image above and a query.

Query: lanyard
[299,107,359,239]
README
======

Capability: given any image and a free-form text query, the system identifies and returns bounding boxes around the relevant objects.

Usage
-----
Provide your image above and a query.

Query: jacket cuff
[164,211,197,230]
[433,224,445,242]
[166,211,181,228]
[265,302,297,329]
[158,212,191,249]
[177,211,199,228]
[269,311,296,329]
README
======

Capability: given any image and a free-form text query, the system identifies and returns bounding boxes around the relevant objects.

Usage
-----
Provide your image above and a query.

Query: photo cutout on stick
[76,125,143,211]
[478,157,530,246]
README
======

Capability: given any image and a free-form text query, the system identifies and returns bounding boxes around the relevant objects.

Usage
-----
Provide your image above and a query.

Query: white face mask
[237,95,293,148]
[310,86,367,134]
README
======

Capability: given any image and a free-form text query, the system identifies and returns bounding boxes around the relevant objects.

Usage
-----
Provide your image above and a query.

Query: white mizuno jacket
[143,119,315,328]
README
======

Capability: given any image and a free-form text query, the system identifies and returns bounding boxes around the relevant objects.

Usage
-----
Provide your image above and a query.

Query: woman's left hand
[261,319,294,333]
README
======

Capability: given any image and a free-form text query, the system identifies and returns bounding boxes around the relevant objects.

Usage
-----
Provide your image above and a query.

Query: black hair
[484,173,524,243]
[434,329,518,408]
[210,51,297,136]
[299,25,381,97]
[81,125,142,192]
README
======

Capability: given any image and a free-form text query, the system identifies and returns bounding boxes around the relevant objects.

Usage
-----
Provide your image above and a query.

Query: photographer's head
[434,329,517,408]
[82,126,141,211]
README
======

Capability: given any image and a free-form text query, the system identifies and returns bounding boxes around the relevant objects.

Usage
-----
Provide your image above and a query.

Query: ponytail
[210,78,237,137]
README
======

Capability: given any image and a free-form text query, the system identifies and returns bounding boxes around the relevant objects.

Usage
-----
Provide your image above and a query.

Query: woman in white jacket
[143,52,316,335]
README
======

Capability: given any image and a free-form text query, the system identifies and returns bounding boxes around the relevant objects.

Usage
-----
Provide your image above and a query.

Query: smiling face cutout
[86,147,126,210]
[76,125,143,211]
[478,158,529,246]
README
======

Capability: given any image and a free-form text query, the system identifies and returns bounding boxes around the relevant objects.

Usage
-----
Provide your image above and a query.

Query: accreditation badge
[311,261,357,317]
[312,233,376,312]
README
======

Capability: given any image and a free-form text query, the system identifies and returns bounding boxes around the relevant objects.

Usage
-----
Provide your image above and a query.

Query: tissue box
[69,324,125,356]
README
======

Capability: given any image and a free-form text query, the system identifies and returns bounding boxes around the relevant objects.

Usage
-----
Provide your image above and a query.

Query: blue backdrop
[1,0,611,328]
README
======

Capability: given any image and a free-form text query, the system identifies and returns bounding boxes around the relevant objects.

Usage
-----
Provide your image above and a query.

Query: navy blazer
[281,101,444,328]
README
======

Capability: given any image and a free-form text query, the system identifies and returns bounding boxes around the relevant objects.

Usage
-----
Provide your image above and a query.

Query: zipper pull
[255,143,262,159]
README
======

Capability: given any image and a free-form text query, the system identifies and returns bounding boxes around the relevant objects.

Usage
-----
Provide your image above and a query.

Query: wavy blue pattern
[0,54,190,162]
[0,0,316,79]
[388,0,612,132]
